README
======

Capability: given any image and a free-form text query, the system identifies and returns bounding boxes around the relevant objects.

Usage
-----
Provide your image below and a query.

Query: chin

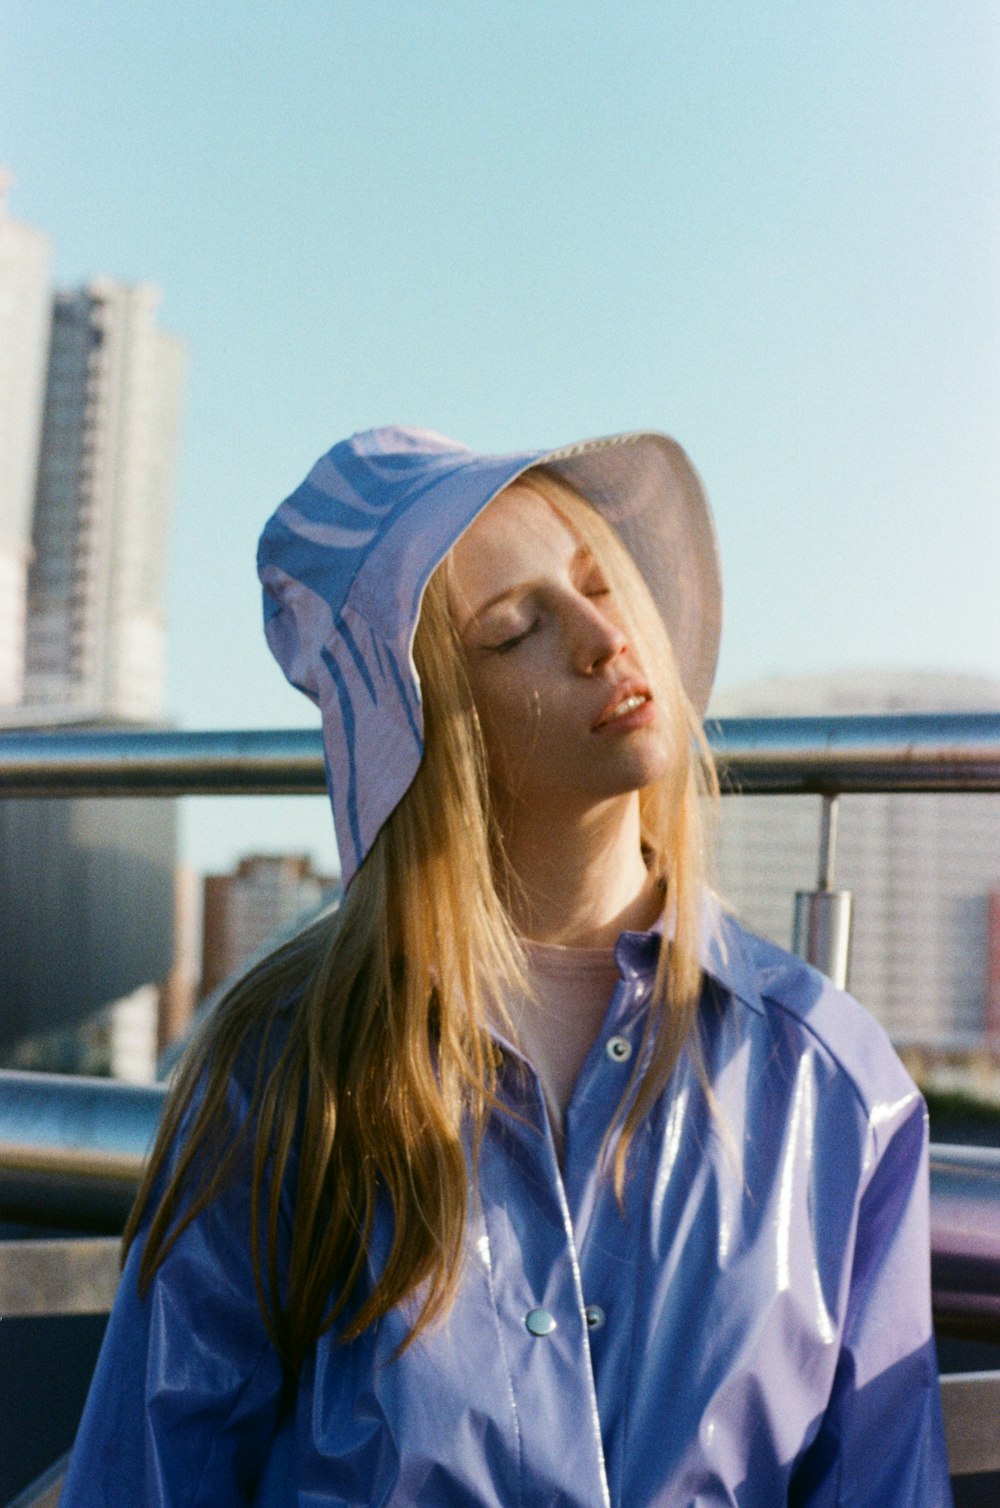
[614,736,674,791]
[582,757,672,805]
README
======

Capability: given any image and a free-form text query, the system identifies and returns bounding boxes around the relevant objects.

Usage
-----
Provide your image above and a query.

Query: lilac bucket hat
[258,425,722,886]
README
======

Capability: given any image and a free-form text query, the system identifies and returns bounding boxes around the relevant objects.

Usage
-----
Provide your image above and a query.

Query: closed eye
[490,621,539,653]
[579,559,612,600]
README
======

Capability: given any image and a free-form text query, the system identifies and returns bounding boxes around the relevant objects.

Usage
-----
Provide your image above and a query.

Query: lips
[592,680,653,731]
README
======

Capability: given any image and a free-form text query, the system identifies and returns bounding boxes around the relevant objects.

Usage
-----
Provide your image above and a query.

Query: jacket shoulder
[708,906,923,1143]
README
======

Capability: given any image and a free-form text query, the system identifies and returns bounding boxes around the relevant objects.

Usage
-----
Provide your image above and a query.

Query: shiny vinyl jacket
[62,901,952,1506]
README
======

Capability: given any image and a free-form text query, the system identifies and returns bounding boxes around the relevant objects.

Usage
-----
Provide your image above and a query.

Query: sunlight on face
[448,482,672,815]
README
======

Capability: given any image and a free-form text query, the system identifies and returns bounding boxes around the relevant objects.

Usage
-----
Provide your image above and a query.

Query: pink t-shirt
[510,938,621,1157]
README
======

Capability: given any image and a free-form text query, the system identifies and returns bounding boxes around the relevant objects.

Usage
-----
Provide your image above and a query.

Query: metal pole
[818,793,838,889]
[792,794,854,989]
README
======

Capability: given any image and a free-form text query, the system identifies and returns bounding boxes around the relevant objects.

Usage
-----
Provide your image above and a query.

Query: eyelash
[488,584,611,652]
[492,621,539,653]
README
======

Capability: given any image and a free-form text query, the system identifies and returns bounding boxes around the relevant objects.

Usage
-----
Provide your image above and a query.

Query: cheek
[478,684,543,756]
[466,667,552,776]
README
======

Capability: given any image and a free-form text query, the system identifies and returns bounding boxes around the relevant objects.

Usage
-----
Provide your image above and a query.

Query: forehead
[449,483,582,610]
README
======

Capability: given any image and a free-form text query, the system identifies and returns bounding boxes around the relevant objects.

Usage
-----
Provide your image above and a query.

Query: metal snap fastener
[584,1304,606,1331]
[525,1307,557,1336]
[606,1035,632,1063]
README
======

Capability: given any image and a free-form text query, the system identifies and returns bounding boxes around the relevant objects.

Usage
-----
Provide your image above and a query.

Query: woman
[63,426,952,1505]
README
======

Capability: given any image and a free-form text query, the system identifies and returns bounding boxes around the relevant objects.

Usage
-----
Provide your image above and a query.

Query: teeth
[607,694,646,721]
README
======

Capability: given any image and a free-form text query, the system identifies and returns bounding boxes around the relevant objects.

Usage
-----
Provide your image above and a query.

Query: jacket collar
[615,891,765,1018]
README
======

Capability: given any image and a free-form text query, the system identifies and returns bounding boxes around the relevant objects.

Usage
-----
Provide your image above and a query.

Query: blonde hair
[519,469,719,1176]
[126,471,718,1368]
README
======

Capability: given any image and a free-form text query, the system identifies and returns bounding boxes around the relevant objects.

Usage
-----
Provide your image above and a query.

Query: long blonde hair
[125,471,718,1368]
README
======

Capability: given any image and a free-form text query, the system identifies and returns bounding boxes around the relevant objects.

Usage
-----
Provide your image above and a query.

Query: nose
[568,595,628,673]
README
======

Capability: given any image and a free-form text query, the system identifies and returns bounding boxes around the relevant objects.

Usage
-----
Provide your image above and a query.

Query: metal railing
[1,712,1000,797]
[7,713,1000,990]
[2,714,1000,1496]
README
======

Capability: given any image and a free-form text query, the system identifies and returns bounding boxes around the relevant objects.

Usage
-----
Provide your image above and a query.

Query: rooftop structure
[710,671,1000,1048]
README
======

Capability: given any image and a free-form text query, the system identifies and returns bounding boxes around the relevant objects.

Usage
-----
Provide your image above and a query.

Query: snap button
[606,1035,632,1063]
[584,1304,606,1331]
[525,1307,557,1336]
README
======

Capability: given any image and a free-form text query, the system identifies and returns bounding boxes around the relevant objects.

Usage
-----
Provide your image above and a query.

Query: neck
[499,791,661,949]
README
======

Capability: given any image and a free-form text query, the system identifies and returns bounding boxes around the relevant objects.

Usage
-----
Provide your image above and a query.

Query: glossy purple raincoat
[62,898,952,1505]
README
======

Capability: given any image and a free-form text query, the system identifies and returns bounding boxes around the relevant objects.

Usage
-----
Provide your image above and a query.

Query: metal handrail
[1,712,1000,796]
[0,1071,164,1230]
[0,726,324,797]
[708,711,1000,793]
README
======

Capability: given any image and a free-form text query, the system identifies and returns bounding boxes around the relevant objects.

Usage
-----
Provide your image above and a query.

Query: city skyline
[2,2,998,877]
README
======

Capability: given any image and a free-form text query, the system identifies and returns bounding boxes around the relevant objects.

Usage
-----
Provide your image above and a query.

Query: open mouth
[593,687,652,730]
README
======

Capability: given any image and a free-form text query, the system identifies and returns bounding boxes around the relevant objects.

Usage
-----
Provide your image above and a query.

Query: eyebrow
[464,543,595,629]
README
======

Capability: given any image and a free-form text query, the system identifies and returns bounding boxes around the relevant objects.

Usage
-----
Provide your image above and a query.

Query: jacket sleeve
[60,1074,290,1507]
[789,1094,953,1507]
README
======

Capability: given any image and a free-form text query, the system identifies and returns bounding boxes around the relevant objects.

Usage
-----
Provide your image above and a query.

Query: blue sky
[3,1,998,876]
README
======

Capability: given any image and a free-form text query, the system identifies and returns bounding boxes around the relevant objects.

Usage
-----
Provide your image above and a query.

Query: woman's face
[448,482,674,816]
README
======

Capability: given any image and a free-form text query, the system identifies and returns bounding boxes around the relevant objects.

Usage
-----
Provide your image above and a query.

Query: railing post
[792,794,854,989]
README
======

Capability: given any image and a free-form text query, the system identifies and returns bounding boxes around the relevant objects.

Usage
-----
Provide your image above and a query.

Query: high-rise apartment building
[22,279,185,720]
[0,172,52,706]
[0,209,187,1068]
[710,671,1000,1049]
[201,855,338,1000]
